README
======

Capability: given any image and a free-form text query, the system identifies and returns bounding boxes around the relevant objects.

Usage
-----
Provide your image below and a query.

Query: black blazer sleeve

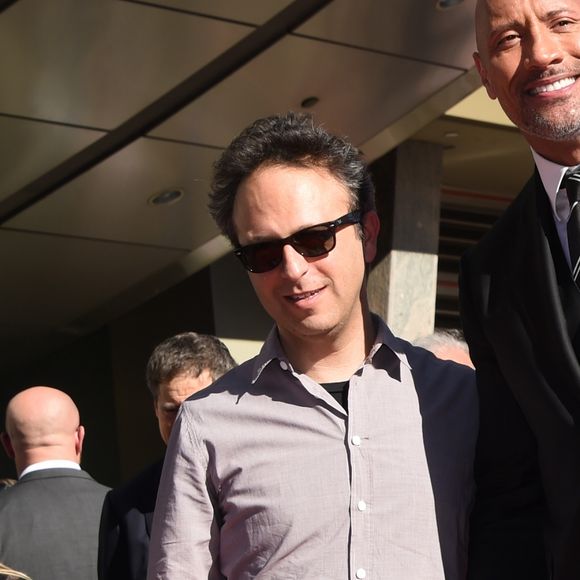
[460,252,547,580]
[98,460,163,580]
[98,490,122,580]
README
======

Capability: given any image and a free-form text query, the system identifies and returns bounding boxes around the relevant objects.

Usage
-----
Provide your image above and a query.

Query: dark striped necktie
[565,170,580,284]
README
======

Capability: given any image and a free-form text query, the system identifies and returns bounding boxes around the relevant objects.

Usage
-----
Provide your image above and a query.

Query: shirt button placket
[350,432,366,579]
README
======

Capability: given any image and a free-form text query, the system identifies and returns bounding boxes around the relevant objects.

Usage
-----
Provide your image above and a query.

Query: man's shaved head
[471,0,580,162]
[474,0,491,55]
[2,386,85,476]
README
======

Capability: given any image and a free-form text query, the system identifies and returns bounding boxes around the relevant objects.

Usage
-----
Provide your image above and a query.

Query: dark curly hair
[208,112,375,245]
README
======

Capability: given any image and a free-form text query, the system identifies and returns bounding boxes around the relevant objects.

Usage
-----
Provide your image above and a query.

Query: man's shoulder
[0,469,107,514]
[106,459,163,513]
[402,342,477,416]
[401,338,473,376]
[19,468,109,495]
[113,459,164,493]
[380,330,474,387]
[186,356,261,403]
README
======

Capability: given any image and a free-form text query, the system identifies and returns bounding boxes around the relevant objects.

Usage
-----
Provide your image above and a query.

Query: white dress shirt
[20,459,81,479]
[532,149,580,268]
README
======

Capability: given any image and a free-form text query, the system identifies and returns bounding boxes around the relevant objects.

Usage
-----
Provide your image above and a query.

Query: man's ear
[0,431,15,459]
[361,211,380,264]
[74,425,85,457]
[474,52,497,99]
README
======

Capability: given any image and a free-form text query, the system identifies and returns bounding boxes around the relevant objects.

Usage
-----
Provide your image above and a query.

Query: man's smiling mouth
[286,289,322,302]
[529,76,576,95]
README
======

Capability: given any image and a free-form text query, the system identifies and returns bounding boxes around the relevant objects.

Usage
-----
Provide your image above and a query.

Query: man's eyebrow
[486,9,571,37]
[244,222,319,244]
[538,8,579,24]
[486,16,519,35]
[545,8,574,19]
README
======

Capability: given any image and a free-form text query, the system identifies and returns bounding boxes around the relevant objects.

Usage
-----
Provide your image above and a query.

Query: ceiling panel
[143,0,477,71]
[133,0,292,24]
[5,139,222,249]
[0,0,249,128]
[297,0,477,70]
[0,228,187,333]
[414,116,533,197]
[151,35,462,147]
[0,116,103,201]
[0,228,188,368]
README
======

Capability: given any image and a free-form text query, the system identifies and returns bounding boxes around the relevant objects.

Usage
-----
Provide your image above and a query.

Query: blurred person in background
[0,562,31,580]
[0,478,16,491]
[98,332,236,580]
[414,328,474,368]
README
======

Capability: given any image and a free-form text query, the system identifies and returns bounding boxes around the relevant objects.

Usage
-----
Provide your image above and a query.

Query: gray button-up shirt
[148,317,477,580]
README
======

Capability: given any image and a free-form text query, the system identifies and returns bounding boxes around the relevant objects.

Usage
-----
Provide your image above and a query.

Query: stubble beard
[522,101,580,142]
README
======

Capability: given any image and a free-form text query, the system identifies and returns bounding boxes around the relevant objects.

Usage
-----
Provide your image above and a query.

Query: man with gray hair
[98,332,236,580]
[415,328,474,368]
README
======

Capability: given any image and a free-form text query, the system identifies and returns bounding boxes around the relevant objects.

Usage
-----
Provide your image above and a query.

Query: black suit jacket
[98,458,163,580]
[460,171,580,580]
[0,467,109,580]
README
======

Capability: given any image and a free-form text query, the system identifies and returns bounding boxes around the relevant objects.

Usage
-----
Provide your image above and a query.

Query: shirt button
[357,500,367,511]
[351,435,361,446]
[279,361,288,370]
[356,569,367,579]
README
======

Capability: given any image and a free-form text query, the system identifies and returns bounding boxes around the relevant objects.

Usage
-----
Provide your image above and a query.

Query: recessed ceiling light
[148,188,184,206]
[436,0,464,9]
[300,96,319,109]
[444,131,459,138]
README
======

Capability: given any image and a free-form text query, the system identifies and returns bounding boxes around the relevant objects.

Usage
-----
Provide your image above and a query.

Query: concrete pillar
[368,140,443,341]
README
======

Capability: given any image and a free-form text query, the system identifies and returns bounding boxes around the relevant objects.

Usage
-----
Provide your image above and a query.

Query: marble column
[368,140,443,341]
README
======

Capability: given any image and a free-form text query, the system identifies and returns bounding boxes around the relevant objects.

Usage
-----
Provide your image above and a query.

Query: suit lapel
[518,174,572,337]
[524,173,580,344]
[510,172,580,412]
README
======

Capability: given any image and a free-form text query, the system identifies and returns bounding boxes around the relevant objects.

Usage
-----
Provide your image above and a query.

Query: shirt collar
[20,459,81,479]
[532,148,576,221]
[250,315,410,384]
[368,315,411,370]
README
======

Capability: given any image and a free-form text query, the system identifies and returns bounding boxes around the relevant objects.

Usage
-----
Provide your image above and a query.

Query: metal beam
[0,0,18,14]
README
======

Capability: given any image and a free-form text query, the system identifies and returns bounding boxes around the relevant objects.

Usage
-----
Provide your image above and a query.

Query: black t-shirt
[321,380,349,411]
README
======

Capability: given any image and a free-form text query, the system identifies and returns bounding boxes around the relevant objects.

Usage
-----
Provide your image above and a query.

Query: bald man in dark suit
[0,386,109,580]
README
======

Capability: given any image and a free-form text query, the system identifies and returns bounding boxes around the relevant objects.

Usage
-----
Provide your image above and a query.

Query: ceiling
[0,0,531,370]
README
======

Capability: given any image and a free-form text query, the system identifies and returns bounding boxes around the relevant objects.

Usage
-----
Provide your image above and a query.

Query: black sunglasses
[234,211,361,273]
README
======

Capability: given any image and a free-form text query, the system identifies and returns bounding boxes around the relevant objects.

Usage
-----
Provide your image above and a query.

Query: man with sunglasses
[148,112,477,580]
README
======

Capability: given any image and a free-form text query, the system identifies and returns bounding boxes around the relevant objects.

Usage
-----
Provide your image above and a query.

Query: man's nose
[279,243,309,280]
[524,26,564,70]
